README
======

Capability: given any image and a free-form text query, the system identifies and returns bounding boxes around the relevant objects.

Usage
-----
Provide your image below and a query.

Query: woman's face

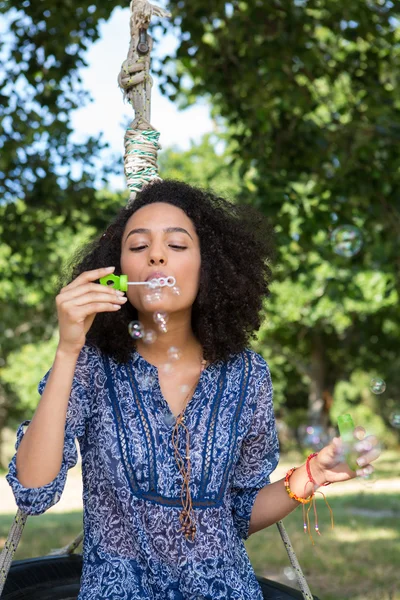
[120,202,201,318]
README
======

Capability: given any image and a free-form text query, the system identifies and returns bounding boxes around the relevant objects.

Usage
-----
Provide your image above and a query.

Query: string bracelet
[284,453,334,545]
[306,452,331,487]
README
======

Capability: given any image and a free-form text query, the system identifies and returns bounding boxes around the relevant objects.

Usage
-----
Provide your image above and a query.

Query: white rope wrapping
[276,520,315,599]
[124,127,162,201]
[0,509,28,594]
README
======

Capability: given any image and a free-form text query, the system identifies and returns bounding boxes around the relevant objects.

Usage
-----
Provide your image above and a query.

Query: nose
[148,245,166,266]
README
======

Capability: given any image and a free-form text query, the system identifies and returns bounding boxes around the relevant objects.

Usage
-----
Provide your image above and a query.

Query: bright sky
[70,6,213,189]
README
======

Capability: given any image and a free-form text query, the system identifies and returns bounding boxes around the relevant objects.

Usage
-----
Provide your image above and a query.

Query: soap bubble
[361,473,376,489]
[143,330,157,344]
[138,373,155,390]
[153,311,168,333]
[153,311,168,325]
[389,411,400,428]
[161,362,174,376]
[298,424,329,451]
[370,377,386,394]
[283,567,296,582]
[145,286,163,304]
[171,285,181,296]
[167,346,182,361]
[128,320,144,339]
[331,225,363,258]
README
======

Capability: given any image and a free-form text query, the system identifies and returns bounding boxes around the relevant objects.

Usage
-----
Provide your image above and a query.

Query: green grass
[246,491,400,600]
[0,511,84,560]
[1,451,399,599]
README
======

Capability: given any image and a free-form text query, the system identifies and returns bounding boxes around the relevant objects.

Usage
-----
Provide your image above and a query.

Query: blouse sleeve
[230,356,280,540]
[5,345,94,516]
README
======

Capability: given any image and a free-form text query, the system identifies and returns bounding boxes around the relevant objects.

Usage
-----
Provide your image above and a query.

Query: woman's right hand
[56,267,128,355]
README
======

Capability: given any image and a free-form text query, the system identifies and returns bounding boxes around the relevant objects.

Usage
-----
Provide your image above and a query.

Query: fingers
[356,464,374,478]
[332,436,343,455]
[73,301,126,323]
[56,267,128,325]
[354,435,381,469]
[58,281,124,304]
[56,288,127,317]
[60,267,115,293]
[74,292,128,308]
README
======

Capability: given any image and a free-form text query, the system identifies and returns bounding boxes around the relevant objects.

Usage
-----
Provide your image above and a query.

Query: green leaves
[1,0,400,443]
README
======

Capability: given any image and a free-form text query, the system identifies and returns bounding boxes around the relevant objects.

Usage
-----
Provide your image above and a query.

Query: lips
[145,271,168,282]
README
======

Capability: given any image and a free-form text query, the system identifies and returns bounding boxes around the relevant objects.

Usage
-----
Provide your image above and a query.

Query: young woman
[7,180,380,600]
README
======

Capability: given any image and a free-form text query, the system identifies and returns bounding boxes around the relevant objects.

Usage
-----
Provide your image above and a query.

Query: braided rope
[276,520,314,600]
[117,1,171,199]
[0,509,28,594]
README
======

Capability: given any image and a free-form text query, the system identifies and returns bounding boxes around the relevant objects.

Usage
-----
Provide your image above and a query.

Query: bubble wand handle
[337,414,358,471]
[99,274,176,291]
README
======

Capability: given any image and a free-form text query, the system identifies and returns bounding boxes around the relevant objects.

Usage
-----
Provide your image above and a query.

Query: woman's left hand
[311,427,381,486]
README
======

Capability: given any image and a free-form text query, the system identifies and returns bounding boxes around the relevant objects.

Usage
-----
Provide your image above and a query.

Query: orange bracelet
[284,467,314,504]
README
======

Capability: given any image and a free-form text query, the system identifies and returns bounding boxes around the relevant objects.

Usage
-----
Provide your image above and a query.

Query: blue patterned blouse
[7,345,280,600]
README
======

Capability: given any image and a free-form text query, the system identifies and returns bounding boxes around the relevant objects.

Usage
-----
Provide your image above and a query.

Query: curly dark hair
[62,179,275,364]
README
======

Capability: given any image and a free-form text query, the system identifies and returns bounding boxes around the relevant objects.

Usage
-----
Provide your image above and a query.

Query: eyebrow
[124,227,193,243]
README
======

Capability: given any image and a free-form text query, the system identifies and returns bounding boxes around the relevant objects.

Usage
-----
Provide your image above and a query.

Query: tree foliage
[1,0,400,459]
[159,0,400,433]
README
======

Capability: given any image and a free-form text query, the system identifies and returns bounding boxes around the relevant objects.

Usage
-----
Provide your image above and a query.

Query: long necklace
[171,356,207,542]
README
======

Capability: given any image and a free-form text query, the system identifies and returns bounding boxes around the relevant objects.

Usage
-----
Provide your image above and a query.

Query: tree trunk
[0,382,10,470]
[308,333,329,429]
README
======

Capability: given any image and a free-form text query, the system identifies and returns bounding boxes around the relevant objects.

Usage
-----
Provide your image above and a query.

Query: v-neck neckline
[156,368,205,419]
[131,350,216,419]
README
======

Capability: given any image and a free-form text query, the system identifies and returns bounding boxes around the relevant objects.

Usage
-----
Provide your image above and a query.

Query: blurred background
[0,1,399,599]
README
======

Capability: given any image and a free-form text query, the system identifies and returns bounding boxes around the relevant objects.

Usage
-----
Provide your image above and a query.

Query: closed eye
[129,245,187,252]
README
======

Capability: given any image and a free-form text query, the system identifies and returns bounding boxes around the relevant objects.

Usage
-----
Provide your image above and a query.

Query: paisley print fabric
[7,345,280,600]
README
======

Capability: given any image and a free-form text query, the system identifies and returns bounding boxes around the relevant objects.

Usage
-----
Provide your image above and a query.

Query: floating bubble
[153,311,169,325]
[171,285,181,296]
[153,311,169,333]
[298,424,329,451]
[138,373,155,390]
[128,320,144,340]
[161,362,174,376]
[361,473,376,489]
[145,286,163,304]
[283,567,296,582]
[370,377,386,394]
[147,278,162,289]
[331,225,363,258]
[389,411,400,429]
[143,330,157,344]
[167,346,182,361]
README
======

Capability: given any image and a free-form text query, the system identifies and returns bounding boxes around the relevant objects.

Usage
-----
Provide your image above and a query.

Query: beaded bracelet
[284,467,314,504]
